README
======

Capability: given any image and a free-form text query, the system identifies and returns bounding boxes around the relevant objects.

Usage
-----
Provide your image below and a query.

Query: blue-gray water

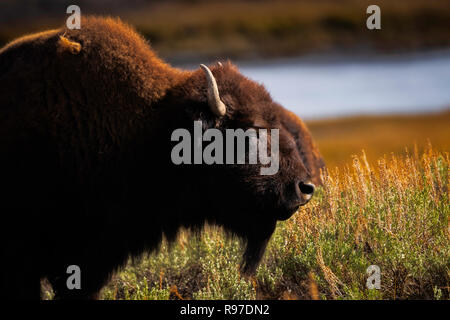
[235,52,450,119]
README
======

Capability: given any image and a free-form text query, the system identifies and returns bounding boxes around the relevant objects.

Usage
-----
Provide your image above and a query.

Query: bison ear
[200,64,227,117]
[57,35,81,55]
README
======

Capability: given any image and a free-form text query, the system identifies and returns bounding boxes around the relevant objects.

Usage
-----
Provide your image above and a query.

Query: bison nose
[299,182,315,196]
[296,181,315,203]
[278,181,315,221]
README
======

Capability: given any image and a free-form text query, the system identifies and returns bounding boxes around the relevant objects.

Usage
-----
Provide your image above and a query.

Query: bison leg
[240,220,276,276]
[49,263,113,300]
[0,220,42,299]
[0,259,41,300]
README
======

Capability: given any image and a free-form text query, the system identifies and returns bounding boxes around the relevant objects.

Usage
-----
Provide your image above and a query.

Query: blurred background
[1,0,449,167]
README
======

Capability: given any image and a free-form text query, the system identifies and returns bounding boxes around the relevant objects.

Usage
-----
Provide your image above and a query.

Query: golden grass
[96,140,449,300]
[272,142,449,299]
[306,110,450,169]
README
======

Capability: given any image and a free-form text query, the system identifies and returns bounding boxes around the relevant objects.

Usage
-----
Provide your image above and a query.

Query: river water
[237,51,450,119]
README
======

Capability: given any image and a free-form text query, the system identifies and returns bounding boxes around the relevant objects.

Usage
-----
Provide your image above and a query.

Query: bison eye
[252,125,267,130]
[251,121,269,129]
[238,121,265,130]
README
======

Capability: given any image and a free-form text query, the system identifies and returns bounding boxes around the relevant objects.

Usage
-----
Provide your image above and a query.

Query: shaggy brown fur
[0,16,324,299]
[280,110,324,186]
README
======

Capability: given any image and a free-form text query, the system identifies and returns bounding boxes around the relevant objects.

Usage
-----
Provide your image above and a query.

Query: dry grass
[273,143,449,299]
[307,110,450,169]
[95,141,448,300]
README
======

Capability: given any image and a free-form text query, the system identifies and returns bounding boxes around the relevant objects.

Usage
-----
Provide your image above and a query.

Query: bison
[0,16,324,299]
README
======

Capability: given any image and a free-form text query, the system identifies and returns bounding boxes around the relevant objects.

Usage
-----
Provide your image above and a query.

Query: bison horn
[200,64,227,117]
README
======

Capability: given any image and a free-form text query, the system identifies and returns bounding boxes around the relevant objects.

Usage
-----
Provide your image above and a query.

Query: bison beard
[0,16,324,299]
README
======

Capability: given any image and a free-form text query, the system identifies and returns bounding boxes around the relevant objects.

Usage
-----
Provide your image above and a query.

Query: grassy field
[128,0,450,61]
[41,112,447,300]
[2,0,450,62]
[307,111,450,169]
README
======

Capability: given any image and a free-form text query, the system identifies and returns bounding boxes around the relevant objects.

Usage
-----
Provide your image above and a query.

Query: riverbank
[1,0,450,63]
[306,110,450,168]
[233,50,450,121]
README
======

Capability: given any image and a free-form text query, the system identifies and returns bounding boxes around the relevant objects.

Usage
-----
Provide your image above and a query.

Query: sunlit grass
[307,111,450,169]
[99,143,449,300]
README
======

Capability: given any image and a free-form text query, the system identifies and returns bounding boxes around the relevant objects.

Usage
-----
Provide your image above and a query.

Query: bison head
[166,61,319,274]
